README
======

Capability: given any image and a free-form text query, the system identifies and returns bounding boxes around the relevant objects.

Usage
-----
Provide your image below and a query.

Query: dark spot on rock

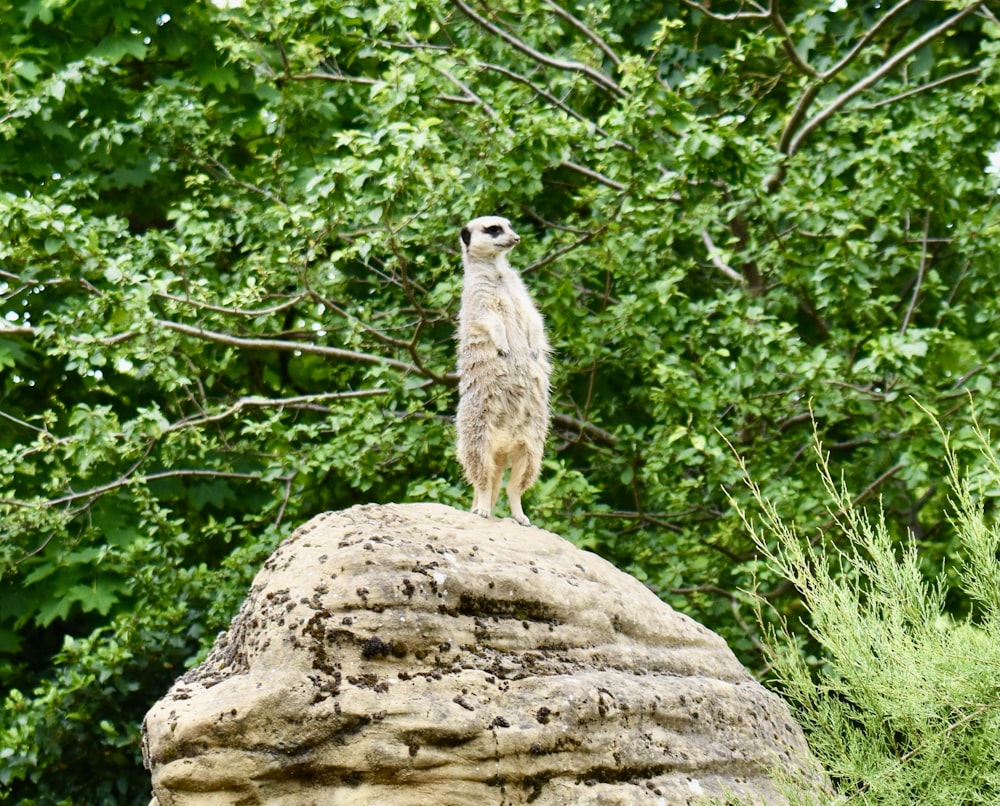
[491,716,510,728]
[361,635,392,659]
[453,695,475,711]
[342,616,353,626]
[529,743,543,754]
[536,706,552,724]
[408,742,420,757]
[485,774,506,790]
[347,673,380,689]
[401,578,415,598]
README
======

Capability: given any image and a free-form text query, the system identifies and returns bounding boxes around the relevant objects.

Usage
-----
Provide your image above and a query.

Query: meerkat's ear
[460,226,472,247]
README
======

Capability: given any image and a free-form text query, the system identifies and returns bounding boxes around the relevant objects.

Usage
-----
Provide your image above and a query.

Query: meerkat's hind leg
[471,454,504,519]
[471,483,491,519]
[506,448,537,527]
[488,452,506,511]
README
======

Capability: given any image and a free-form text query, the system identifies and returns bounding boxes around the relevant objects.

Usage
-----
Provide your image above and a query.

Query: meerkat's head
[460,216,520,261]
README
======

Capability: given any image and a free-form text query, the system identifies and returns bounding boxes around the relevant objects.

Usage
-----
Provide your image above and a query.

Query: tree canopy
[2,0,999,802]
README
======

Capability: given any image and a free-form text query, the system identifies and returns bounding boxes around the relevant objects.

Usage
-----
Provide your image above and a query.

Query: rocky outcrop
[142,503,823,805]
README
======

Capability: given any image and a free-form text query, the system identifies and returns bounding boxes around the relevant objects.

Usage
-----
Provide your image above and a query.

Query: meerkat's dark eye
[484,225,504,236]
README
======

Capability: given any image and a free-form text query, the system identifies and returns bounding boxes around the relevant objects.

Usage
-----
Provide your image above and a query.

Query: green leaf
[91,34,149,65]
[66,581,121,616]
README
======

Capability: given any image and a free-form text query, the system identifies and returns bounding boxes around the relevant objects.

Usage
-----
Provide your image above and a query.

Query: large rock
[142,503,822,805]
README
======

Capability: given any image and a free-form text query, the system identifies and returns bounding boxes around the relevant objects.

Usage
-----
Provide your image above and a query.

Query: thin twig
[0,409,49,434]
[35,469,273,509]
[155,291,304,318]
[290,71,382,86]
[163,390,391,434]
[900,210,931,336]
[524,225,607,274]
[478,60,624,147]
[560,160,626,191]
[681,0,768,21]
[205,156,288,207]
[864,66,981,109]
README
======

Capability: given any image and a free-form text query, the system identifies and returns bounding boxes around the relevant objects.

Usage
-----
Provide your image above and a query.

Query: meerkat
[455,215,551,527]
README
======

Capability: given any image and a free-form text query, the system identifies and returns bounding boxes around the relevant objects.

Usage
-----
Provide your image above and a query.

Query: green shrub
[740,421,1000,805]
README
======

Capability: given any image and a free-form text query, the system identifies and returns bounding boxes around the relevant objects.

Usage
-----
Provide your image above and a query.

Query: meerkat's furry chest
[463,272,535,347]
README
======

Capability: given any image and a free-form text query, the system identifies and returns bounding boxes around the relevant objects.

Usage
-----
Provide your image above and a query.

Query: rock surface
[143,503,822,805]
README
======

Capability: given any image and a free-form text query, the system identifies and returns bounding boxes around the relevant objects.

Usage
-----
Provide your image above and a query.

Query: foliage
[1,0,999,801]
[739,419,1000,805]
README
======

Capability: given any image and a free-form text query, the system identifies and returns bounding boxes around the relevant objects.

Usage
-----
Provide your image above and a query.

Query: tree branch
[701,229,746,284]
[542,0,622,67]
[820,0,918,82]
[787,1,985,157]
[155,319,421,376]
[552,412,617,447]
[769,0,817,78]
[450,0,625,97]
[0,324,37,338]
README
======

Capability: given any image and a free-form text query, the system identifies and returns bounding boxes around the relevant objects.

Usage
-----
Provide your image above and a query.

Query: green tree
[1,0,999,801]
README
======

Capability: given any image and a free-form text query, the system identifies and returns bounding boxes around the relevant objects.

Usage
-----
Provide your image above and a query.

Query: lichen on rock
[142,503,824,805]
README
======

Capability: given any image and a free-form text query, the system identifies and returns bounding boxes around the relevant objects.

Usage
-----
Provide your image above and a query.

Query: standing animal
[455,215,551,526]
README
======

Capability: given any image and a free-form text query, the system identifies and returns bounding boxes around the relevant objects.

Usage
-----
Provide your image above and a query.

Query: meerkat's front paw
[472,506,491,519]
[511,513,531,527]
